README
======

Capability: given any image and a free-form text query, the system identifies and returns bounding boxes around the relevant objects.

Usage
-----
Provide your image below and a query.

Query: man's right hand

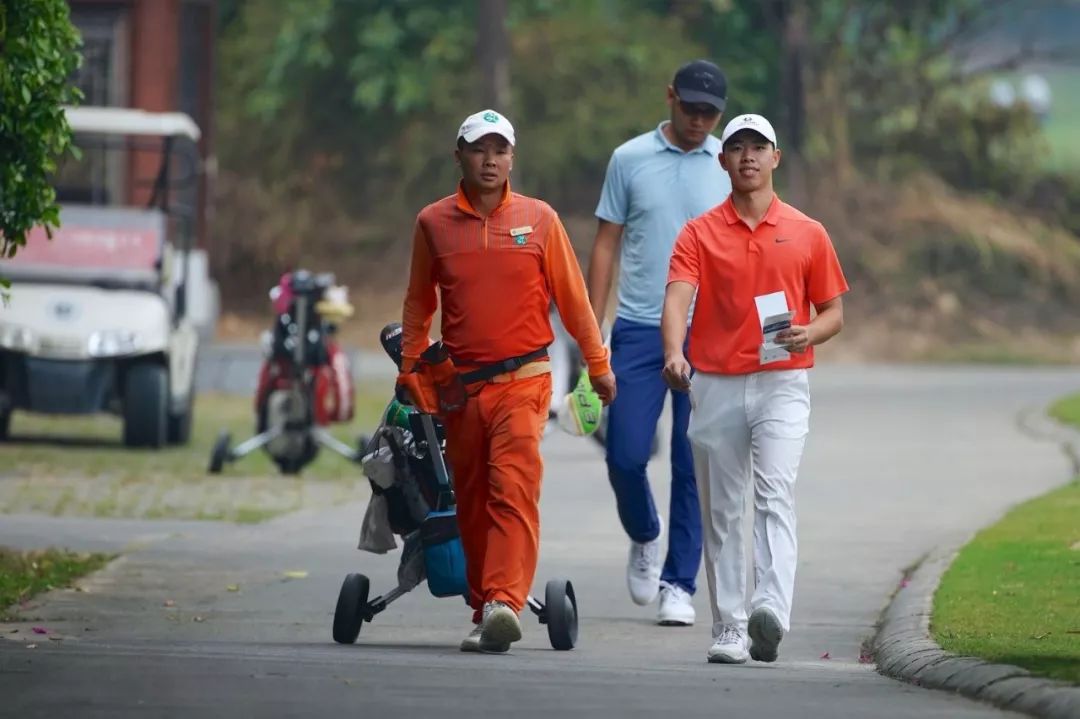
[590,371,617,406]
[661,354,693,392]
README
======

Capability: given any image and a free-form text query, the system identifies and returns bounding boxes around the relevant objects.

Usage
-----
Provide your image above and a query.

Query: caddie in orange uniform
[661,114,848,665]
[400,109,616,654]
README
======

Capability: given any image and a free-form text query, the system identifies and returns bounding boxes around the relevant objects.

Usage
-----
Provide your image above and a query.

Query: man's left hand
[776,325,811,353]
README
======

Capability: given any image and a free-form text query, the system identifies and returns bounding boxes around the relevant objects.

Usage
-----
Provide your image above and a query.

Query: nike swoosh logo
[775,238,791,243]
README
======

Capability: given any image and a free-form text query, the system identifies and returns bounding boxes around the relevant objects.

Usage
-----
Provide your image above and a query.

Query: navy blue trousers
[605,317,702,593]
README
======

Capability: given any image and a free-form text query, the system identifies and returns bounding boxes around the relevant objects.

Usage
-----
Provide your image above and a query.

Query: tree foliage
[219,0,1060,219]
[211,0,1075,300]
[215,0,778,219]
[759,0,1068,189]
[0,0,82,260]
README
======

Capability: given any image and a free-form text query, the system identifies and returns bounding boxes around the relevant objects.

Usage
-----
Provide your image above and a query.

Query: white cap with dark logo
[457,109,516,146]
[720,114,778,148]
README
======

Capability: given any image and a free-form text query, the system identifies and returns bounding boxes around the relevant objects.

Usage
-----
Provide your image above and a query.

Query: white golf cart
[0,106,205,447]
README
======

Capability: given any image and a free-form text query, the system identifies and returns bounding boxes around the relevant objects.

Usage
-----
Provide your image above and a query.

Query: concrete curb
[873,406,1080,718]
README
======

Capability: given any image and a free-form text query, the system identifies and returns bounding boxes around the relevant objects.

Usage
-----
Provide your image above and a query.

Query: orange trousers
[442,373,552,624]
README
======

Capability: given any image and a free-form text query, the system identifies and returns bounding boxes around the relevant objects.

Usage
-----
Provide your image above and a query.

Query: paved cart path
[2,365,1076,718]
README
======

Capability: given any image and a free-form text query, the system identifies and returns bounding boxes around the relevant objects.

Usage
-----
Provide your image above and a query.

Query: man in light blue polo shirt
[587,60,731,626]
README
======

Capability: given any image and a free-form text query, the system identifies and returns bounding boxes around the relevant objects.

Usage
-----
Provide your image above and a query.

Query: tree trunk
[777,0,808,204]
[477,0,510,112]
[814,62,854,187]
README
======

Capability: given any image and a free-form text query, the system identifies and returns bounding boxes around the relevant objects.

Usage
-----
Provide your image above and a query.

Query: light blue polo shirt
[595,122,730,326]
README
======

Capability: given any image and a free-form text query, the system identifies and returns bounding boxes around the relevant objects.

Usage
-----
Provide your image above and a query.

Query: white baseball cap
[457,109,516,146]
[720,113,778,148]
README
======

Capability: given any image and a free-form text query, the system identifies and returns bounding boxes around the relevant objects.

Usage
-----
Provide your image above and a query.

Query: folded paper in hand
[755,291,793,365]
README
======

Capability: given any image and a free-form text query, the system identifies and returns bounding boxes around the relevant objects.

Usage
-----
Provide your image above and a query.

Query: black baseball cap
[673,60,727,111]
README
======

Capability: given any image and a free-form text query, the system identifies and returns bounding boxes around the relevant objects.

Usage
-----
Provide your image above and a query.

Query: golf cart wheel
[332,573,370,644]
[167,393,194,445]
[208,431,231,473]
[123,363,168,448]
[544,578,579,651]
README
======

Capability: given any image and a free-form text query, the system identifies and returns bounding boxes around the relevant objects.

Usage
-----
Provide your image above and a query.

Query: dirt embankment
[213,173,1080,364]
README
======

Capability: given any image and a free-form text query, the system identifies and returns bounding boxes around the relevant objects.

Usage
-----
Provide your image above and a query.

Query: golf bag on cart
[208,269,364,475]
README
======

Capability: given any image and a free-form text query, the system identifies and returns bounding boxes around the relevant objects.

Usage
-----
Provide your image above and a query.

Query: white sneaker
[460,623,483,652]
[626,517,664,605]
[707,623,749,664]
[479,601,521,653]
[656,581,695,626]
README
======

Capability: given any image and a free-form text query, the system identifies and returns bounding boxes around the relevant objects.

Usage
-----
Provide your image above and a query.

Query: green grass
[0,383,395,522]
[932,481,1080,684]
[4,385,392,481]
[1049,391,1080,430]
[1039,68,1080,173]
[0,547,111,619]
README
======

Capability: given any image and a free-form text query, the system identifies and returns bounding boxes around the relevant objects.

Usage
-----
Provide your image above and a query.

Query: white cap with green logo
[556,368,603,437]
[457,109,516,146]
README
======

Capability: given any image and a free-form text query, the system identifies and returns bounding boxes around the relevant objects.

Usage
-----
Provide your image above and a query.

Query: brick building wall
[67,0,216,248]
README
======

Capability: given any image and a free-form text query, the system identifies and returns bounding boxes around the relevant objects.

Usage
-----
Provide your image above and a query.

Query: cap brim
[459,128,515,146]
[676,89,726,111]
[722,128,776,147]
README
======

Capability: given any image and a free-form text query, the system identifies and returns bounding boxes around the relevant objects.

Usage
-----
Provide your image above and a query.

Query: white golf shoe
[656,581,695,626]
[626,518,664,605]
[707,623,749,664]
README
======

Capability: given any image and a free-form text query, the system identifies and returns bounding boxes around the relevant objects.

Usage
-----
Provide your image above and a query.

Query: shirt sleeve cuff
[666,274,698,288]
[586,351,612,379]
[595,210,626,225]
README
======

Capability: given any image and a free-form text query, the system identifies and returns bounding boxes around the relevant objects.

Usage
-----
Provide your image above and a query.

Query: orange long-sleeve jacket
[402,182,610,378]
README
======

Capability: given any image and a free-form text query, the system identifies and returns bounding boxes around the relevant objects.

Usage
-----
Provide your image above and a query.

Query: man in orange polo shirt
[400,109,615,654]
[660,113,848,664]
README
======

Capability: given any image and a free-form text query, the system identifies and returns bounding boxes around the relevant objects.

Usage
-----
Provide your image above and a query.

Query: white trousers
[687,369,810,636]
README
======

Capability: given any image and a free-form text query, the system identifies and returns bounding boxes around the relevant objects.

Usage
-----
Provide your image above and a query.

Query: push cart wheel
[332,573,370,644]
[544,578,578,651]
[276,457,303,475]
[208,431,231,474]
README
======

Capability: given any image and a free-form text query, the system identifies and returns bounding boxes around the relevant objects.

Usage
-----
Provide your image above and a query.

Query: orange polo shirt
[402,182,610,377]
[667,194,848,375]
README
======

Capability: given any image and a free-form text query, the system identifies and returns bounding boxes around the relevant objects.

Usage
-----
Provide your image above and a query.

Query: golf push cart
[332,322,580,651]
[208,269,367,475]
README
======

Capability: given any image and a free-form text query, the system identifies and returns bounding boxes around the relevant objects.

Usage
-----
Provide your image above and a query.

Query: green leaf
[0,0,81,262]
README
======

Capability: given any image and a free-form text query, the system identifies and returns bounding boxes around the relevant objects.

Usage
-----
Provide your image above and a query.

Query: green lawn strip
[0,382,393,521]
[932,481,1080,684]
[4,384,393,481]
[1041,68,1080,173]
[0,547,112,619]
[1049,392,1080,430]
